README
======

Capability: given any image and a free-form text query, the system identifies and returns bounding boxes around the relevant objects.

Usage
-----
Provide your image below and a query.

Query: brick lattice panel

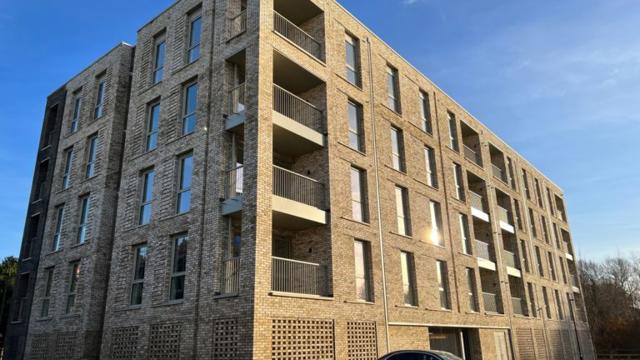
[271,318,335,359]
[29,334,49,360]
[111,326,140,360]
[534,329,548,360]
[548,329,563,360]
[212,318,239,359]
[148,323,182,359]
[54,332,77,360]
[515,328,536,360]
[346,321,377,360]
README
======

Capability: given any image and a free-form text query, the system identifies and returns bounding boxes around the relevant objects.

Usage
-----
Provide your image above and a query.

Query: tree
[0,256,18,352]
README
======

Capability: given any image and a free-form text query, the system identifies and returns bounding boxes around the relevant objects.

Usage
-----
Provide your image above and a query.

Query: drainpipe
[365,36,390,353]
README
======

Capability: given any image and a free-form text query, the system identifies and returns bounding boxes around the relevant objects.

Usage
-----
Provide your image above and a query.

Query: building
[6,0,594,359]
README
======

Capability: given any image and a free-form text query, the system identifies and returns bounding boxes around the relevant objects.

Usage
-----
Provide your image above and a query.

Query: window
[514,199,523,230]
[520,240,530,273]
[535,179,544,208]
[390,126,405,172]
[347,100,364,152]
[77,195,90,244]
[541,215,549,243]
[395,186,411,236]
[459,213,471,255]
[507,157,517,190]
[535,246,544,277]
[130,244,148,305]
[182,82,198,135]
[424,146,437,188]
[70,91,82,133]
[187,8,202,63]
[542,287,552,318]
[522,169,531,199]
[553,223,561,249]
[62,147,73,189]
[547,252,557,281]
[86,134,98,178]
[430,201,443,247]
[177,154,193,214]
[386,65,400,112]
[146,101,161,151]
[466,268,478,312]
[354,240,373,302]
[345,33,361,86]
[139,169,155,225]
[153,32,166,84]
[350,167,368,223]
[436,260,450,309]
[40,268,54,317]
[528,283,538,317]
[546,187,555,216]
[554,289,564,319]
[453,163,465,201]
[170,235,188,301]
[528,208,537,238]
[52,205,65,252]
[419,91,432,133]
[448,112,459,151]
[94,75,106,119]
[400,251,417,306]
[66,262,80,314]
[559,256,568,284]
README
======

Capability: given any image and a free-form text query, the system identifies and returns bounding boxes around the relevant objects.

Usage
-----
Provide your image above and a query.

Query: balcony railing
[273,11,322,59]
[228,83,246,115]
[273,84,323,133]
[503,250,518,269]
[272,256,327,296]
[492,164,507,182]
[463,144,482,165]
[469,191,485,212]
[570,274,579,287]
[225,165,244,199]
[475,240,492,261]
[273,165,325,209]
[497,206,511,225]
[221,257,240,294]
[483,292,500,313]
[226,10,247,39]
[512,297,526,316]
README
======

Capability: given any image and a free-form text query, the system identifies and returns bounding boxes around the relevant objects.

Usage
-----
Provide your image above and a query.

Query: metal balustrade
[512,297,526,315]
[483,292,499,313]
[273,11,322,59]
[498,206,511,225]
[226,10,247,39]
[272,84,323,132]
[272,256,327,296]
[492,164,507,182]
[221,257,240,294]
[570,274,579,287]
[463,144,481,165]
[503,250,518,268]
[228,83,246,115]
[475,240,492,261]
[273,165,325,209]
[469,191,485,212]
[225,165,244,199]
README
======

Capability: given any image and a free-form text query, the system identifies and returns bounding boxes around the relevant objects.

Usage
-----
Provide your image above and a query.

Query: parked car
[379,350,463,360]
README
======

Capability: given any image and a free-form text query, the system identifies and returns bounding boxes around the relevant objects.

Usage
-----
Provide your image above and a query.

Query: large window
[153,32,166,84]
[187,8,202,63]
[66,262,80,314]
[77,195,90,244]
[419,91,432,133]
[350,167,368,223]
[430,201,443,247]
[40,267,54,318]
[345,33,361,86]
[177,153,193,214]
[529,208,538,238]
[400,251,417,306]
[424,146,437,188]
[62,147,73,190]
[542,287,552,319]
[146,101,161,152]
[354,240,373,302]
[453,163,465,201]
[86,134,98,178]
[390,126,405,172]
[139,169,155,225]
[182,82,198,135]
[70,90,82,133]
[459,213,471,255]
[466,268,478,312]
[436,260,450,309]
[448,111,459,151]
[528,283,538,317]
[386,65,400,112]
[547,252,557,281]
[347,100,364,152]
[170,235,188,301]
[130,244,148,305]
[94,75,106,119]
[395,186,411,236]
[535,246,544,277]
[52,205,65,252]
[522,169,531,199]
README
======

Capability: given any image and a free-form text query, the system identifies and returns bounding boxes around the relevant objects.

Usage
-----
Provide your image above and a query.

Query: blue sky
[0,0,638,260]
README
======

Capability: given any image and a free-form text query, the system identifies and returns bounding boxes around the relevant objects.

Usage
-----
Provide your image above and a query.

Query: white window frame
[187,9,202,63]
[350,167,367,223]
[395,186,411,236]
[139,169,155,225]
[62,148,73,190]
[77,195,90,244]
[354,240,373,302]
[436,260,450,309]
[400,251,417,306]
[130,244,148,305]
[153,32,166,84]
[176,154,193,214]
[52,205,65,252]
[146,101,161,152]
[182,81,198,135]
[430,201,443,247]
[85,134,98,178]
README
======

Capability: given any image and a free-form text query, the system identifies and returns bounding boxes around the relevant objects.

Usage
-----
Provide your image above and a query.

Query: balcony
[492,164,507,183]
[483,292,501,314]
[226,10,247,40]
[475,240,496,271]
[224,51,247,130]
[469,191,489,222]
[570,275,580,292]
[222,165,244,215]
[464,145,482,166]
[272,166,327,229]
[274,11,322,59]
[461,122,482,167]
[221,257,240,294]
[272,256,328,296]
[225,83,246,130]
[497,205,515,233]
[512,297,527,316]
[503,250,522,277]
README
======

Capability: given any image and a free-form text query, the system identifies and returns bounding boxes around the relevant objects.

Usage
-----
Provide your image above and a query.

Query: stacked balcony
[226,0,247,40]
[508,276,528,316]
[480,269,504,314]
[495,190,515,234]
[273,0,325,61]
[461,122,482,167]
[467,172,490,222]
[489,144,508,184]
[224,51,247,130]
[502,231,522,278]
[473,218,496,271]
